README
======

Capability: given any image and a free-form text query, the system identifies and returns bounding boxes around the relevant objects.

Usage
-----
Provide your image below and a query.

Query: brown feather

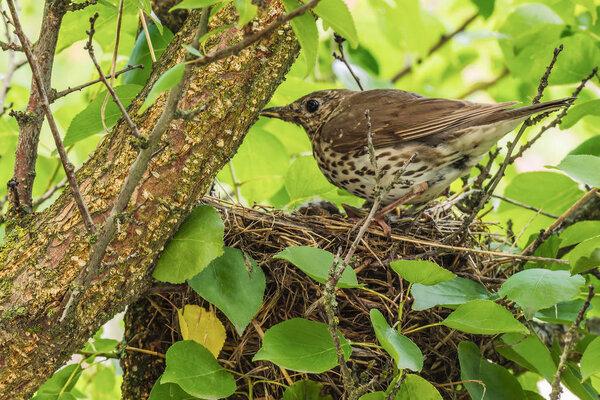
[319,89,571,152]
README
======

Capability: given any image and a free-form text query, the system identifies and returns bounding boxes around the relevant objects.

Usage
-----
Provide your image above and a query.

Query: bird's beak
[260,106,287,119]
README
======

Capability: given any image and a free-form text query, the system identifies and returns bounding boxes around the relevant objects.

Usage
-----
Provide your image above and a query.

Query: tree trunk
[0,2,299,398]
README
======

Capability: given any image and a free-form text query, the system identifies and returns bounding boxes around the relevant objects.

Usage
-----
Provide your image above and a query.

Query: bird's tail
[504,97,575,119]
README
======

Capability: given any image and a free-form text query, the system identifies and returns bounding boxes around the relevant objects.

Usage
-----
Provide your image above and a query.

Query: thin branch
[509,66,599,163]
[549,285,594,400]
[333,33,363,91]
[521,188,599,257]
[51,64,143,101]
[139,9,156,62]
[457,68,510,99]
[391,13,478,83]
[322,110,386,399]
[455,46,564,240]
[85,18,142,139]
[189,0,321,66]
[0,3,16,114]
[6,0,95,232]
[490,193,559,219]
[0,39,22,51]
[60,10,211,321]
[32,166,83,210]
[100,0,124,133]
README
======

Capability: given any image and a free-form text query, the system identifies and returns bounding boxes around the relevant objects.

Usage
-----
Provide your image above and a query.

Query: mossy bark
[0,2,299,398]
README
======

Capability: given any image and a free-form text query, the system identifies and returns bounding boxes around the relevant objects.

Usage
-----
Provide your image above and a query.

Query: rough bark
[121,296,171,399]
[9,1,68,213]
[0,1,299,397]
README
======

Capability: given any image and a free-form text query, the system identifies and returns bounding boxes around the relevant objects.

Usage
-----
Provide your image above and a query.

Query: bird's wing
[320,90,518,152]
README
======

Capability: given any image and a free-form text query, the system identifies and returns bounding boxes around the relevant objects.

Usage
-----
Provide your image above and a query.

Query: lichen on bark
[0,1,299,397]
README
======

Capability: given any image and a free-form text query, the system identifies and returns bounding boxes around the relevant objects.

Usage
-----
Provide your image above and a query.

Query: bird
[260,89,573,213]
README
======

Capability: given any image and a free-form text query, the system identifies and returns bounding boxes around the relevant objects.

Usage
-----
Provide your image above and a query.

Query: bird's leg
[374,182,429,238]
[378,182,429,216]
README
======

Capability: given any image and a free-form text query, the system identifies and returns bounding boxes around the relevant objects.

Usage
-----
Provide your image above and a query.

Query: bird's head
[260,89,351,138]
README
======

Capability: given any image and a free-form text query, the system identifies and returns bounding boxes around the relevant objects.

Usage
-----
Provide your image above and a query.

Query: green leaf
[124,24,174,86]
[471,0,495,19]
[367,0,434,57]
[36,364,83,397]
[57,1,138,54]
[138,62,185,114]
[559,221,600,248]
[551,34,600,85]
[442,300,528,335]
[153,205,224,283]
[553,155,600,187]
[498,269,585,319]
[497,171,583,247]
[137,0,163,34]
[217,129,289,204]
[396,374,443,400]
[561,99,600,130]
[161,340,236,398]
[390,260,456,286]
[274,246,361,288]
[233,0,257,26]
[359,393,385,400]
[549,341,599,399]
[188,247,265,335]
[182,44,202,57]
[459,341,526,400]
[170,0,224,11]
[535,299,589,324]
[568,235,600,275]
[314,0,358,48]
[148,382,199,400]
[581,336,600,380]
[370,309,423,371]
[282,0,318,77]
[63,84,143,147]
[410,277,490,311]
[253,318,351,373]
[198,24,236,45]
[284,156,338,207]
[569,135,600,157]
[346,45,379,75]
[282,380,333,400]
[497,333,556,382]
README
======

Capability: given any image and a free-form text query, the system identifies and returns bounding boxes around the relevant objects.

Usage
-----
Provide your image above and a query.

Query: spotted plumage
[261,89,573,208]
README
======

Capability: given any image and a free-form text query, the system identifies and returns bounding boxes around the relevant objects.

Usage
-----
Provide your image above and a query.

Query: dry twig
[333,33,363,91]
[51,64,143,101]
[6,0,95,232]
[549,285,594,400]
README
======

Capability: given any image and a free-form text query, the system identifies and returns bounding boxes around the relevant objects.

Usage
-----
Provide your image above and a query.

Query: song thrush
[260,89,573,210]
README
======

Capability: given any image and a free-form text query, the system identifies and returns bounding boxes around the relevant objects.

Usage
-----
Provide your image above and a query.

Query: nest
[148,196,523,399]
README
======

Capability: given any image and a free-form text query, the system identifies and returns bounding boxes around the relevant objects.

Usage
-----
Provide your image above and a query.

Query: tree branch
[8,0,68,213]
[454,46,564,241]
[6,0,95,232]
[549,285,594,400]
[333,33,363,91]
[85,20,142,139]
[520,188,599,258]
[0,4,300,397]
[50,64,143,102]
[189,0,320,66]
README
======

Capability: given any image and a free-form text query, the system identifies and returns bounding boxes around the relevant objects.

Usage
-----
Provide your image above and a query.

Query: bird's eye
[306,99,320,113]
